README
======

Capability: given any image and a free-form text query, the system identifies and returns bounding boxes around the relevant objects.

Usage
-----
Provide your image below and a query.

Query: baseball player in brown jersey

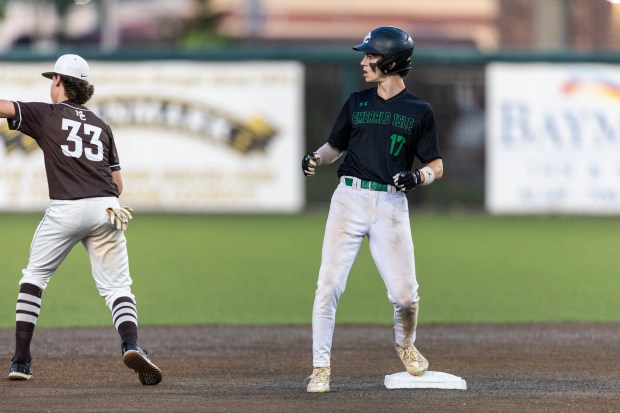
[0,54,162,385]
[302,27,444,392]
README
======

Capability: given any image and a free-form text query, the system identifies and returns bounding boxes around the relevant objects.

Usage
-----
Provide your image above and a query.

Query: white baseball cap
[42,54,90,81]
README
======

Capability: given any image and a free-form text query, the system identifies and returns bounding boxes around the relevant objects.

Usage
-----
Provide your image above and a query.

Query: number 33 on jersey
[9,101,121,200]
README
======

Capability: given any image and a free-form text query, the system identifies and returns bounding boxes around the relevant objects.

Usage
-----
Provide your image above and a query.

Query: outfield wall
[0,60,304,212]
[486,62,620,214]
[0,47,619,213]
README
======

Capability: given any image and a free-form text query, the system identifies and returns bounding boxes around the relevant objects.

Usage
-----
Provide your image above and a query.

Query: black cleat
[8,356,33,380]
[121,342,162,385]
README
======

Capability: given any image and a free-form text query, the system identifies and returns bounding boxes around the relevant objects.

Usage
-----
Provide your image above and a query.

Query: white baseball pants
[312,177,420,368]
[19,197,135,310]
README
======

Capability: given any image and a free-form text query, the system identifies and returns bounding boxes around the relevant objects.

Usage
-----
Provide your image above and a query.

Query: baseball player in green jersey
[0,54,162,385]
[302,26,444,393]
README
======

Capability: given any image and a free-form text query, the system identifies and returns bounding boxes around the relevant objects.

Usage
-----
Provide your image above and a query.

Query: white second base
[384,371,467,390]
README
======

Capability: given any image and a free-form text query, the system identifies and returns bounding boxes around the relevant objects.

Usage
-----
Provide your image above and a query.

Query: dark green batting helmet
[353,26,414,74]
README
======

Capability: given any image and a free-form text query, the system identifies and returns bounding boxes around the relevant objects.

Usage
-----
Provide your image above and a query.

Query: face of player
[360,53,384,83]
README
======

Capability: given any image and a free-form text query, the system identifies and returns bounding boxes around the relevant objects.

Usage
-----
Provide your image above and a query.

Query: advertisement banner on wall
[486,62,620,214]
[0,61,305,213]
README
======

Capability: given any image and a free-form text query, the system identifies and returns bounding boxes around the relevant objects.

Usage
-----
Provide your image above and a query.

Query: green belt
[344,177,389,192]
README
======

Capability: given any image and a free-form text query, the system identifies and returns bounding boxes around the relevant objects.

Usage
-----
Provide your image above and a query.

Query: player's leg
[10,202,84,380]
[9,283,41,380]
[368,192,428,376]
[82,197,161,385]
[83,226,137,344]
[309,185,369,391]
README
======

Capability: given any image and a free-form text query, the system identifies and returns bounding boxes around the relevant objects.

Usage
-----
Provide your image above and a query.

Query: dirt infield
[2,323,620,412]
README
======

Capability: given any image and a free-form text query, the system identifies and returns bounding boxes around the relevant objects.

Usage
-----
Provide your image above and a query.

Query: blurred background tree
[54,0,76,42]
[0,0,8,19]
[7,0,228,51]
[178,0,229,48]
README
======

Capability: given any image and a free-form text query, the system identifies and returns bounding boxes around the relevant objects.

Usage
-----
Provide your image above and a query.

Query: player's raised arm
[0,99,16,118]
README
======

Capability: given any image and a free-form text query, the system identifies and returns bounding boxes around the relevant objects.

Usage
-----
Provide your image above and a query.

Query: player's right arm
[0,100,16,118]
[302,143,343,176]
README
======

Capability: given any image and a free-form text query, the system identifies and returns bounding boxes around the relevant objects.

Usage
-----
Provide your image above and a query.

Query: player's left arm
[419,157,443,185]
[393,158,443,192]
[112,170,123,195]
[107,170,133,231]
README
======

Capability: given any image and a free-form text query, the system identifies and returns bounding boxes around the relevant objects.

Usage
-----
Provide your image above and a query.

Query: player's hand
[392,170,421,192]
[106,206,134,231]
[302,152,320,176]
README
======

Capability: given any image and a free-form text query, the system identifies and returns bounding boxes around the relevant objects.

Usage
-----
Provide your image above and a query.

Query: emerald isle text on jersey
[352,111,415,133]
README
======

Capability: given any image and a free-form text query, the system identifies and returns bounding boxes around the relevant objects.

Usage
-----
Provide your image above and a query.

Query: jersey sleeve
[326,96,353,151]
[415,104,442,164]
[7,101,47,139]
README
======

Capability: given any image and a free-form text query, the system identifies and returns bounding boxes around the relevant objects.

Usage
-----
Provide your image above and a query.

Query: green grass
[0,212,619,328]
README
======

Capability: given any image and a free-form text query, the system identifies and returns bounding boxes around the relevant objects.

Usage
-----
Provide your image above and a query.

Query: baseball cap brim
[41,72,56,79]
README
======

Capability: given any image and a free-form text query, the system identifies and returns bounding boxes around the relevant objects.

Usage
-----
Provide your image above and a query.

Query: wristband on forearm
[419,166,435,186]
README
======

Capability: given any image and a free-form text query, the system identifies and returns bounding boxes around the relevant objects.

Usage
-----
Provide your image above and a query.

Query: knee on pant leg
[314,274,347,314]
[392,296,418,315]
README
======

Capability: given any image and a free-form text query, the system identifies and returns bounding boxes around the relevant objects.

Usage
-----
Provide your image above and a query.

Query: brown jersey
[9,100,120,200]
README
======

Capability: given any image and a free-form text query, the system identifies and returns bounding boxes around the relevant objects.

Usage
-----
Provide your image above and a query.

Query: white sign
[486,63,620,214]
[0,61,305,212]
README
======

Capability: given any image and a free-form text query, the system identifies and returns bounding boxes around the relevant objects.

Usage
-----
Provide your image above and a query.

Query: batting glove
[106,206,134,231]
[302,152,320,176]
[393,170,421,192]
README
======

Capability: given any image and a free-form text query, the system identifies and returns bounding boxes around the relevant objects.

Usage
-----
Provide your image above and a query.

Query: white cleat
[395,344,429,376]
[306,366,331,393]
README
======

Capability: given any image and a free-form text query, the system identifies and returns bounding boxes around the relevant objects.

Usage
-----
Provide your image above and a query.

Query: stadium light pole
[610,0,620,49]
[533,0,569,50]
[100,0,120,51]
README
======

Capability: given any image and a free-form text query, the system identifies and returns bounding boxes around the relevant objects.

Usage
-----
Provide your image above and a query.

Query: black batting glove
[302,152,320,176]
[392,170,421,192]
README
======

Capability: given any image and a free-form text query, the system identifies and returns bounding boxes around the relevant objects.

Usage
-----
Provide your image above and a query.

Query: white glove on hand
[106,206,134,231]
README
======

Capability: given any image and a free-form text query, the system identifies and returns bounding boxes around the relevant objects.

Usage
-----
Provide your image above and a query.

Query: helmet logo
[363,32,371,44]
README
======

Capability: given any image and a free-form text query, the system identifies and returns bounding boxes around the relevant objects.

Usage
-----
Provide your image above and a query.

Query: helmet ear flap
[377,49,413,74]
[376,56,396,74]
